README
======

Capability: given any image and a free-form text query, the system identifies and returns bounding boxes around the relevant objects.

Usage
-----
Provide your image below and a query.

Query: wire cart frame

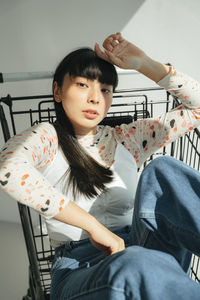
[0,83,200,299]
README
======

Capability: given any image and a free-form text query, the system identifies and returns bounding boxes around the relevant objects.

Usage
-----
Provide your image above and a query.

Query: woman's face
[54,74,113,136]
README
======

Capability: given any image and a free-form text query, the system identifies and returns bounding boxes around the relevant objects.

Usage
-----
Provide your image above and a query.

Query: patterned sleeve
[113,67,200,168]
[0,122,69,219]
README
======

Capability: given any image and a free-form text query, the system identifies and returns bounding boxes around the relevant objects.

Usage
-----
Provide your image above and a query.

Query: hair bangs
[69,53,118,90]
[54,48,118,91]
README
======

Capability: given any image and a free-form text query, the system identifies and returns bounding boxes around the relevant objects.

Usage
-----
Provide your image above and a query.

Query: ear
[53,81,62,103]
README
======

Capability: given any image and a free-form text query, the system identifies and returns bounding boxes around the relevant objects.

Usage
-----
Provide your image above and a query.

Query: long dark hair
[53,48,118,199]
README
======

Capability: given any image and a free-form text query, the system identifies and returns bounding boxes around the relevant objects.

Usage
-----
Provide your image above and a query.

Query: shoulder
[31,121,57,135]
[97,125,115,140]
[25,122,58,142]
[11,122,59,150]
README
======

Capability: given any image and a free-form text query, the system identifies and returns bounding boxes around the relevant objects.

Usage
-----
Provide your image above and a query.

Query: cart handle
[0,69,139,83]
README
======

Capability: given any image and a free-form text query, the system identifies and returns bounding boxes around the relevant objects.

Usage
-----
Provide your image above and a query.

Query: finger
[94,43,110,61]
[102,38,114,51]
[102,34,117,48]
[105,50,122,67]
[111,40,119,48]
[103,33,124,52]
[105,32,122,41]
[107,44,114,52]
[115,32,124,42]
[108,32,124,44]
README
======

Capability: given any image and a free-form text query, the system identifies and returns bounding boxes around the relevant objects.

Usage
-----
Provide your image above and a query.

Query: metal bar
[0,105,11,142]
[114,87,164,93]
[0,94,52,103]
[8,104,17,136]
[0,69,138,84]
[8,108,55,115]
[0,73,3,83]
[0,71,54,83]
[18,204,46,300]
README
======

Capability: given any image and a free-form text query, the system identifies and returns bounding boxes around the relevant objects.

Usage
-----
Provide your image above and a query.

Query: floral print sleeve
[0,122,68,218]
[114,67,200,168]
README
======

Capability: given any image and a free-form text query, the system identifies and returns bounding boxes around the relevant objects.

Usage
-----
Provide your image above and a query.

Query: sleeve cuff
[157,66,175,88]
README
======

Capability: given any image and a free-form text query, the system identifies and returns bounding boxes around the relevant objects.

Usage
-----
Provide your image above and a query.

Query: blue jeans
[50,156,200,299]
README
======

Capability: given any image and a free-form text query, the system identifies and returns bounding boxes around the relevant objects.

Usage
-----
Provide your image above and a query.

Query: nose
[87,98,99,104]
[87,86,100,104]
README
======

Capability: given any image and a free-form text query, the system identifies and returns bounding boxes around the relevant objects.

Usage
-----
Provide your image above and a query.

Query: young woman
[1,32,200,299]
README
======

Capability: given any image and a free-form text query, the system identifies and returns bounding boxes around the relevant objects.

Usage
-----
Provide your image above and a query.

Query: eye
[101,88,112,94]
[77,82,87,88]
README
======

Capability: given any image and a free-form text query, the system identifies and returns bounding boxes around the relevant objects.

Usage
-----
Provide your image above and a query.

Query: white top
[43,142,137,247]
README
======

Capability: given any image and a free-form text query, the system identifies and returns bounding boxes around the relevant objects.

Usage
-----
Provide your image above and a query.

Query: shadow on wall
[0,0,146,72]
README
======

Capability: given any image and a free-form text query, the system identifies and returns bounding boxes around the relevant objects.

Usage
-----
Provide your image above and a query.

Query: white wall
[0,0,143,72]
[122,0,200,80]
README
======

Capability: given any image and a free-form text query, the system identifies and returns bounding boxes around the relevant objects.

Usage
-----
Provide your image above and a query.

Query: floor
[0,221,29,300]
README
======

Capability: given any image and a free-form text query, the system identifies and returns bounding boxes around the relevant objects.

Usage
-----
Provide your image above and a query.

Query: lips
[82,109,99,120]
[83,109,99,115]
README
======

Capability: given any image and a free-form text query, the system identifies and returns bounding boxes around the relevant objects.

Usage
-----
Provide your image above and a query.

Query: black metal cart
[0,75,199,299]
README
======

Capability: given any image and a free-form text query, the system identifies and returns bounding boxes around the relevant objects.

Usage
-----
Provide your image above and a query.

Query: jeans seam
[140,212,200,241]
[138,226,150,247]
[51,252,105,277]
[63,284,129,300]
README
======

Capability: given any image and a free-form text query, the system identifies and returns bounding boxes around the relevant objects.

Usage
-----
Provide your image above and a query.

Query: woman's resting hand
[54,200,125,256]
[88,221,125,256]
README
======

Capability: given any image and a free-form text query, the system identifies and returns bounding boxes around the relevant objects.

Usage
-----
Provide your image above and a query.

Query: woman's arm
[0,122,68,217]
[94,32,170,82]
[0,122,125,255]
[55,200,125,256]
[96,33,200,167]
[113,67,200,168]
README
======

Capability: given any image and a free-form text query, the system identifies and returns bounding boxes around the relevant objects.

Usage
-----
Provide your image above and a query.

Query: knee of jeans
[150,155,176,168]
[143,156,178,176]
[101,247,144,288]
[100,246,181,294]
[110,246,156,274]
[113,246,177,273]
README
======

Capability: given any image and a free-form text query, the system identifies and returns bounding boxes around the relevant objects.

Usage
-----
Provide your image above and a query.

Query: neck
[74,126,98,137]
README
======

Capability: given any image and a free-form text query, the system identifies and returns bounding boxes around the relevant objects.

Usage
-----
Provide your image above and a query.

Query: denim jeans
[50,156,200,299]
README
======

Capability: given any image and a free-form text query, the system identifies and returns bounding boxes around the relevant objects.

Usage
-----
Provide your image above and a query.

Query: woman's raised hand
[95,32,147,70]
[95,32,170,82]
[55,200,125,256]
